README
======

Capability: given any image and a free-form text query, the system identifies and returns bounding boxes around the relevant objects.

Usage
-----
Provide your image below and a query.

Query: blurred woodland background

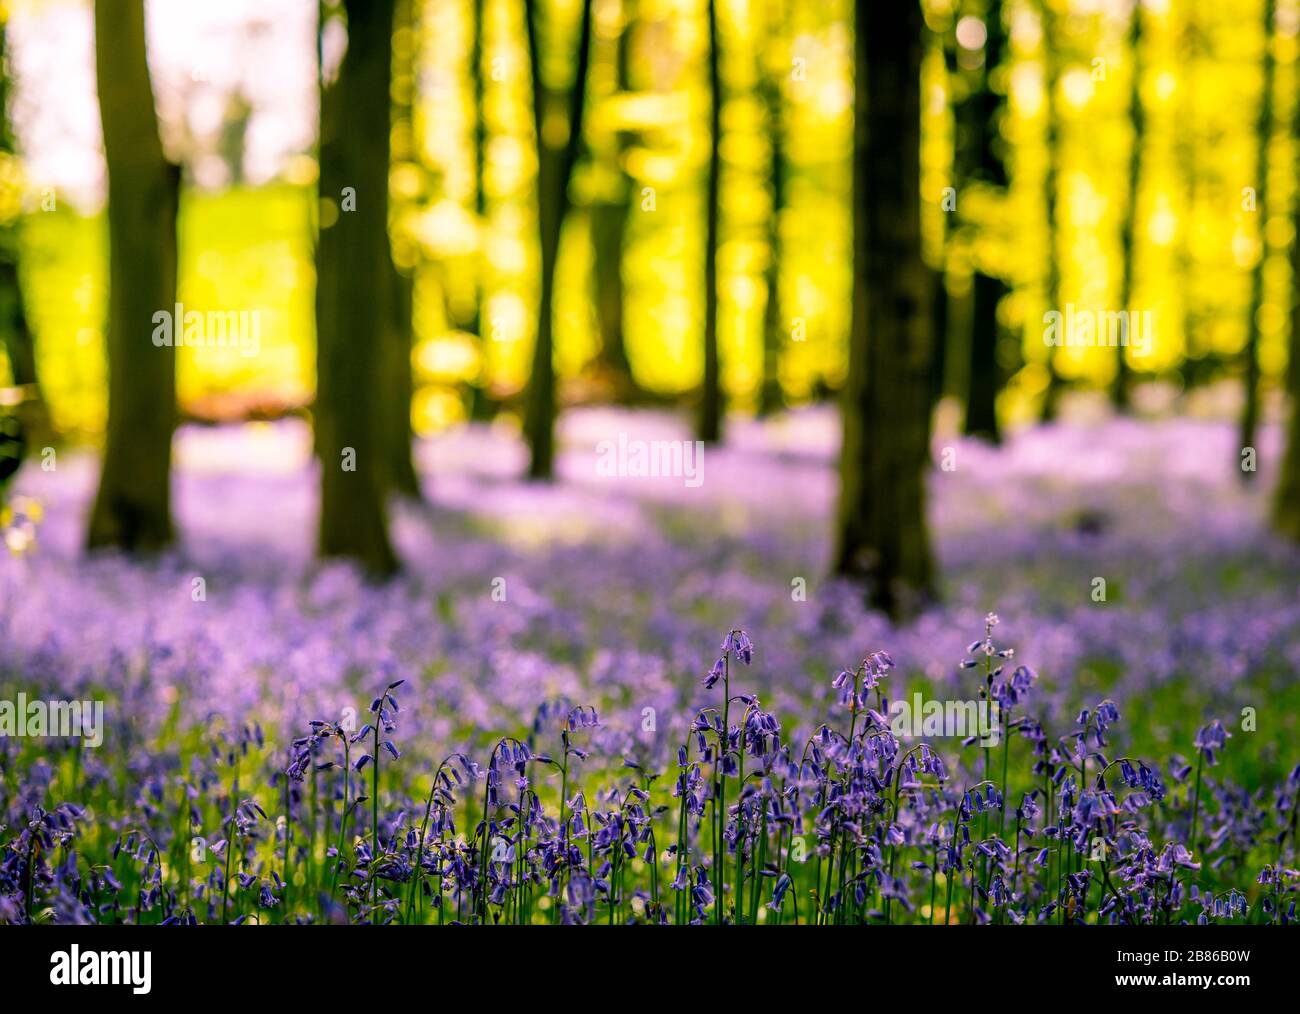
[1,0,1299,618]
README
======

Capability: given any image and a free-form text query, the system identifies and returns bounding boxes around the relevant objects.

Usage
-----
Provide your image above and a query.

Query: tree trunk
[1039,0,1064,422]
[590,199,633,378]
[930,269,950,407]
[384,0,422,499]
[0,21,52,455]
[523,0,594,479]
[315,0,398,574]
[966,272,1004,440]
[1273,0,1300,539]
[757,2,786,419]
[87,0,180,552]
[1111,3,1144,412]
[385,259,421,498]
[929,22,956,412]
[588,1,639,398]
[1276,318,1300,538]
[466,0,494,420]
[835,0,935,620]
[1176,3,1200,399]
[964,0,1008,443]
[0,259,49,449]
[1241,0,1275,479]
[697,0,723,443]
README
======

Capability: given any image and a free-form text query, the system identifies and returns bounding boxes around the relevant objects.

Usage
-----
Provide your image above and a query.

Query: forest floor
[6,406,1298,755]
[5,406,1299,923]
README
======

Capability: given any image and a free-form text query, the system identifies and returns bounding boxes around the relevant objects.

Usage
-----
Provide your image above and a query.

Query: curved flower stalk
[405,751,477,924]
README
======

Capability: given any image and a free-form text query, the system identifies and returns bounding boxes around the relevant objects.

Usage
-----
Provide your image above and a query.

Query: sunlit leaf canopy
[1,0,1293,437]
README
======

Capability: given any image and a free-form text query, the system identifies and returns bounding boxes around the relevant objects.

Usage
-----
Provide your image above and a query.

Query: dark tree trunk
[315,0,399,575]
[523,0,594,479]
[757,4,786,419]
[1278,4,1300,542]
[1291,16,1300,406]
[1112,3,1145,411]
[966,272,1004,440]
[929,22,956,412]
[0,22,52,455]
[590,200,635,385]
[1039,0,1064,422]
[697,0,723,443]
[384,0,421,499]
[1275,291,1300,539]
[1276,314,1300,538]
[835,0,935,620]
[1176,4,1200,397]
[0,260,48,447]
[466,0,494,420]
[1241,0,1275,478]
[964,0,1008,443]
[588,2,639,397]
[930,269,950,407]
[385,260,420,498]
[87,0,180,552]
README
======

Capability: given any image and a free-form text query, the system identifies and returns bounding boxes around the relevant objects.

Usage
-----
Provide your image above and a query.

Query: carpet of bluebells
[2,407,1299,924]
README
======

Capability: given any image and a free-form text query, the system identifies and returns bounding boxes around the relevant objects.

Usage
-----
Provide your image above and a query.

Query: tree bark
[1039,0,1065,422]
[929,22,957,412]
[964,0,1008,443]
[523,0,594,479]
[1277,0,1300,539]
[697,0,723,443]
[588,1,639,398]
[315,0,399,574]
[835,0,935,620]
[0,21,52,455]
[384,0,422,499]
[590,198,633,379]
[466,0,494,420]
[756,1,786,419]
[1176,2,1200,399]
[1276,324,1300,538]
[1111,2,1144,411]
[1241,0,1275,479]
[384,259,420,498]
[87,0,180,552]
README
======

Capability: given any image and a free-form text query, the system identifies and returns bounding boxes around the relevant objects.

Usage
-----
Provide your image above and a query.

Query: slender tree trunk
[697,0,723,443]
[588,1,639,397]
[966,275,1004,440]
[1291,20,1300,404]
[1241,0,1275,478]
[835,0,935,620]
[1279,0,1300,538]
[929,22,956,412]
[1275,310,1300,539]
[466,0,494,420]
[1276,319,1300,538]
[964,0,1007,443]
[1177,2,1200,398]
[385,259,420,498]
[757,0,786,418]
[0,259,48,447]
[1039,0,1065,422]
[523,0,594,479]
[315,0,398,574]
[930,270,950,407]
[1112,2,1145,411]
[0,22,52,455]
[590,199,632,377]
[87,0,180,551]
[384,0,422,499]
